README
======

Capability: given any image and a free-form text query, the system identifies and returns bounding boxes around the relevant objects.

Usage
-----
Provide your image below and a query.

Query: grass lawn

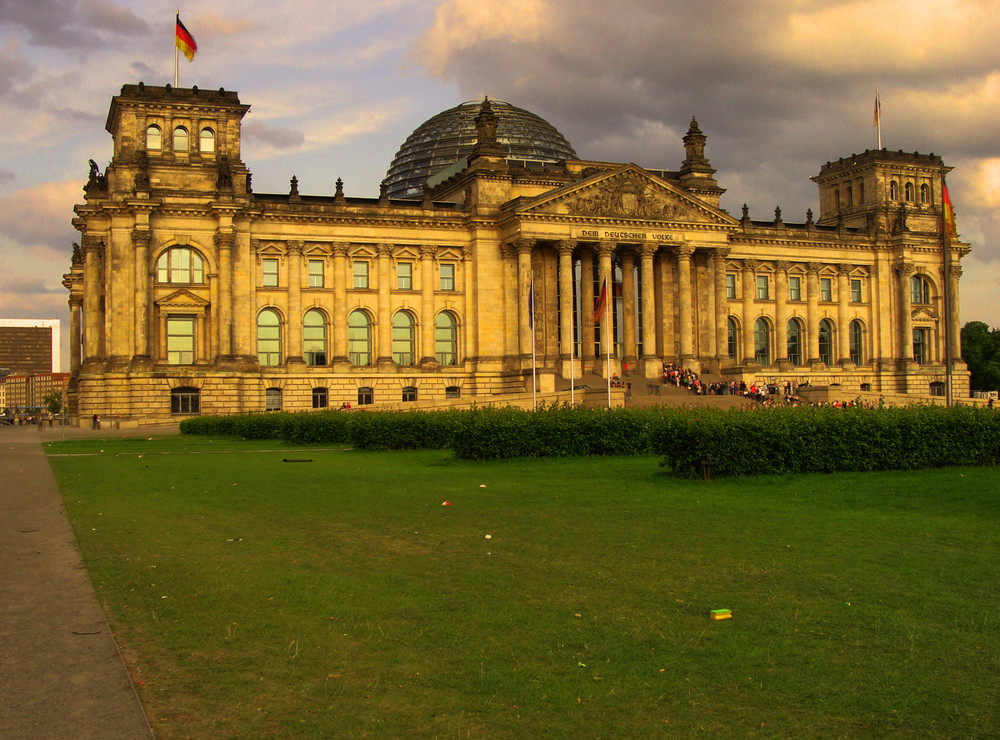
[46,436,1000,738]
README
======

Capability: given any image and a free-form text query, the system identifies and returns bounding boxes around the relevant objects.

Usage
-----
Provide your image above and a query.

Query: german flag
[175,14,197,62]
[593,277,607,323]
[943,183,958,240]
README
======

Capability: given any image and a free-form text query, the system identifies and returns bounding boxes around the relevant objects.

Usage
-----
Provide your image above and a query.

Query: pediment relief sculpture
[564,174,701,222]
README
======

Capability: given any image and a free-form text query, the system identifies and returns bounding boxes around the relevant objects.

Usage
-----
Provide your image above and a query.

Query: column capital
[555,239,577,255]
[894,260,916,278]
[948,264,963,279]
[639,242,658,259]
[81,234,104,254]
[420,244,437,259]
[807,261,824,275]
[376,242,394,257]
[774,259,791,273]
[837,263,853,276]
[331,241,350,257]
[674,243,695,259]
[512,237,536,255]
[597,240,616,257]
[286,239,304,255]
[68,295,84,308]
[740,258,757,273]
[130,229,151,250]
[213,230,235,250]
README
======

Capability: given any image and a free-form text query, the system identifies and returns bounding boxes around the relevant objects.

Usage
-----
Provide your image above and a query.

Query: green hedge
[180,404,1000,477]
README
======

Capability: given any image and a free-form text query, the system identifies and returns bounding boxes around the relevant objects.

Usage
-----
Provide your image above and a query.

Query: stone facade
[64,85,970,424]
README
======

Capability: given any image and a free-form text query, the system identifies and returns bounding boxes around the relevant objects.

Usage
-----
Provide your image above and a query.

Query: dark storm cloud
[0,0,152,51]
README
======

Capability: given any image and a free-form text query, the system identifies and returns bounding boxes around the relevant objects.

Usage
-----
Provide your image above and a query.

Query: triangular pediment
[912,307,939,322]
[513,165,735,225]
[155,289,210,309]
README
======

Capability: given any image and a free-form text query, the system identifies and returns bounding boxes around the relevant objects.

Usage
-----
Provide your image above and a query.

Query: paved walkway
[0,423,177,739]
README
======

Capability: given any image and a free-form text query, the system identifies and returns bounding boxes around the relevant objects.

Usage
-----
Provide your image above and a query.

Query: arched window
[357,386,373,406]
[303,309,327,366]
[920,183,929,203]
[312,387,328,409]
[173,126,189,152]
[170,386,199,414]
[402,386,417,402]
[727,317,739,360]
[146,124,161,150]
[890,180,899,200]
[904,182,914,201]
[786,319,803,366]
[156,247,204,284]
[446,386,461,399]
[754,318,770,365]
[265,387,282,411]
[435,312,458,366]
[849,320,864,364]
[910,275,931,304]
[392,311,415,366]
[348,310,371,366]
[199,127,215,153]
[257,309,282,366]
[818,319,834,365]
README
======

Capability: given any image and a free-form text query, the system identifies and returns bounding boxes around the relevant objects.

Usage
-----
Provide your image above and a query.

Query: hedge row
[180,404,1000,477]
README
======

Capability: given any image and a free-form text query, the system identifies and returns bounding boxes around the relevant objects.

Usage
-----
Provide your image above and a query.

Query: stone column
[331,243,349,366]
[597,240,615,368]
[947,263,963,364]
[806,263,822,364]
[285,240,304,364]
[420,245,437,366]
[516,238,536,359]
[376,242,393,366]
[82,236,103,362]
[69,296,82,377]
[741,260,756,364]
[131,229,151,361]
[621,248,637,364]
[639,243,658,373]
[676,244,695,361]
[775,260,790,366]
[837,265,853,367]
[215,230,235,360]
[580,247,596,364]
[896,261,915,362]
[702,252,717,360]
[714,248,730,364]
[556,239,577,375]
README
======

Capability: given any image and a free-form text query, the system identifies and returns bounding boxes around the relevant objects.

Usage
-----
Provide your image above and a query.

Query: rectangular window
[820,277,832,302]
[312,387,328,409]
[353,261,369,289]
[725,274,737,299]
[308,260,324,288]
[397,262,412,290]
[851,278,862,303]
[756,275,769,300]
[440,263,456,291]
[262,258,279,287]
[166,317,195,364]
[788,276,802,301]
[265,387,282,411]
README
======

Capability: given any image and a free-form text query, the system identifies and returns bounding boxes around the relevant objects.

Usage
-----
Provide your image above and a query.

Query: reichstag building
[64,83,969,422]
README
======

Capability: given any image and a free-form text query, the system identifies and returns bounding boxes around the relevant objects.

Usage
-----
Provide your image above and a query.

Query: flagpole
[530,277,536,410]
[941,166,954,408]
[606,280,611,409]
[874,89,882,150]
[174,10,179,87]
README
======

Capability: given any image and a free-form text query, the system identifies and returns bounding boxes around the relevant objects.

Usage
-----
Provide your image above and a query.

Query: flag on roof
[176,14,197,62]
[873,90,881,127]
[943,183,958,239]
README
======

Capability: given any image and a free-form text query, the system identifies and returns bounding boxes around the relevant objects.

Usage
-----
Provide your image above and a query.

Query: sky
[1,0,998,372]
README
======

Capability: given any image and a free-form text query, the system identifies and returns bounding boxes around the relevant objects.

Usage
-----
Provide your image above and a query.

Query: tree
[42,390,63,416]
[961,321,1000,391]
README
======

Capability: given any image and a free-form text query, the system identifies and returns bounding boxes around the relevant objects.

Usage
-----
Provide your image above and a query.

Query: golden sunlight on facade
[64,84,968,423]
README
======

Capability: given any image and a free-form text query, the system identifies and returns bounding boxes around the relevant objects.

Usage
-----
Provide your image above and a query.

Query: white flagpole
[605,279,611,409]
[570,337,575,406]
[530,278,537,410]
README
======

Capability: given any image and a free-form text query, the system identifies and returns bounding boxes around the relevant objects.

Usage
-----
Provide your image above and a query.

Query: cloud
[242,121,306,151]
[0,0,152,50]
[0,276,64,295]
[0,180,81,247]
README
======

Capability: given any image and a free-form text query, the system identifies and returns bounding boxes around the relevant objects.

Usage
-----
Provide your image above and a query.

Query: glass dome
[385,99,578,200]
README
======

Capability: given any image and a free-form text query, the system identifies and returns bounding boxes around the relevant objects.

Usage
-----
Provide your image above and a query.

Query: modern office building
[0,319,60,375]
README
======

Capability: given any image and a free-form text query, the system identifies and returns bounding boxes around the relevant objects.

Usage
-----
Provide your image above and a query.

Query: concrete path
[0,424,165,739]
